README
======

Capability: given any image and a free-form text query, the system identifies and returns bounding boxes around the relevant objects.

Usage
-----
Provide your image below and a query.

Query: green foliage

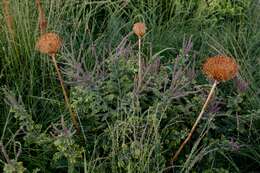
[203,168,230,173]
[107,116,165,172]
[4,161,26,173]
[3,90,51,146]
[53,137,84,165]
[53,128,84,173]
[1,0,260,172]
[200,0,250,25]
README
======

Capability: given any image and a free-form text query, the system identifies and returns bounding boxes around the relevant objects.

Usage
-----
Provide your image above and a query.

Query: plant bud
[133,22,146,38]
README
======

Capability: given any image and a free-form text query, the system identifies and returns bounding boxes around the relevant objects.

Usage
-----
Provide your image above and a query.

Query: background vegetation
[0,0,260,172]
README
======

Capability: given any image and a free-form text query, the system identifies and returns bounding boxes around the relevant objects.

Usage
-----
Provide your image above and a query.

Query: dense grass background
[1,0,260,172]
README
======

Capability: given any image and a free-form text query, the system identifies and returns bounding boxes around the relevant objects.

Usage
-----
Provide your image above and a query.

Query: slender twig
[0,141,11,164]
[13,141,22,162]
[51,54,80,133]
[172,80,218,162]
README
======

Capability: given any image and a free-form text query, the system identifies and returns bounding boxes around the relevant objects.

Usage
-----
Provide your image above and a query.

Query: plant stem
[0,141,11,164]
[68,161,75,173]
[172,80,218,162]
[138,37,142,90]
[51,54,80,133]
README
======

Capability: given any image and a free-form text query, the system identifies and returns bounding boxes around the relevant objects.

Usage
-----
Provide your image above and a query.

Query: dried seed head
[36,0,47,33]
[36,32,62,56]
[133,22,146,38]
[203,55,238,81]
[3,0,15,38]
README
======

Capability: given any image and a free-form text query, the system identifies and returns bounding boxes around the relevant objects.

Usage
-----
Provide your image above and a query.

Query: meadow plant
[0,0,259,172]
[172,55,239,162]
[52,117,84,173]
[35,32,80,133]
[133,22,146,92]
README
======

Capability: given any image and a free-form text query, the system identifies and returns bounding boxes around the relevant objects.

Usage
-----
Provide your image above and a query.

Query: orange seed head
[36,32,62,56]
[202,55,238,81]
[133,22,146,38]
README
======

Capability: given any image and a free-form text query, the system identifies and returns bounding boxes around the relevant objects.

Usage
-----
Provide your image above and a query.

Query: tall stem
[51,54,79,133]
[138,37,142,89]
[172,80,218,162]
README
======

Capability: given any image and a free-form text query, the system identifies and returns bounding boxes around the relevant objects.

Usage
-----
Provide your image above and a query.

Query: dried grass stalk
[3,0,15,39]
[35,0,47,33]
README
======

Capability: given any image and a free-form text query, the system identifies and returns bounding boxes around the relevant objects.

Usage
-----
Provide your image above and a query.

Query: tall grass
[1,0,260,172]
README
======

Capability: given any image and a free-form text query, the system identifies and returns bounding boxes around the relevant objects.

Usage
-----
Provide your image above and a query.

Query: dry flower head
[133,22,146,38]
[203,55,238,81]
[36,32,62,56]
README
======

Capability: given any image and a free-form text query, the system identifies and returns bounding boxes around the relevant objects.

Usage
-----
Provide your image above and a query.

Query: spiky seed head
[133,22,146,38]
[202,55,238,81]
[36,32,62,56]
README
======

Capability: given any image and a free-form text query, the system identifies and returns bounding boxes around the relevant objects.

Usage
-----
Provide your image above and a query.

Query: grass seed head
[3,0,15,38]
[36,0,47,33]
[133,22,146,38]
[202,55,238,81]
[36,32,62,56]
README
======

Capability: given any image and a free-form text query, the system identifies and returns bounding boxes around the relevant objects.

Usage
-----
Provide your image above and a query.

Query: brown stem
[172,80,218,162]
[51,54,80,133]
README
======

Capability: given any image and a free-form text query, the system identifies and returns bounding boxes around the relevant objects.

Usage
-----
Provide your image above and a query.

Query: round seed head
[202,55,238,81]
[36,32,62,56]
[133,22,146,38]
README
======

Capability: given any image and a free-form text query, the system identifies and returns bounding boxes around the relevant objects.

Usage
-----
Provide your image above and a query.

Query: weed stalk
[137,37,142,90]
[172,80,218,162]
[51,54,80,133]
